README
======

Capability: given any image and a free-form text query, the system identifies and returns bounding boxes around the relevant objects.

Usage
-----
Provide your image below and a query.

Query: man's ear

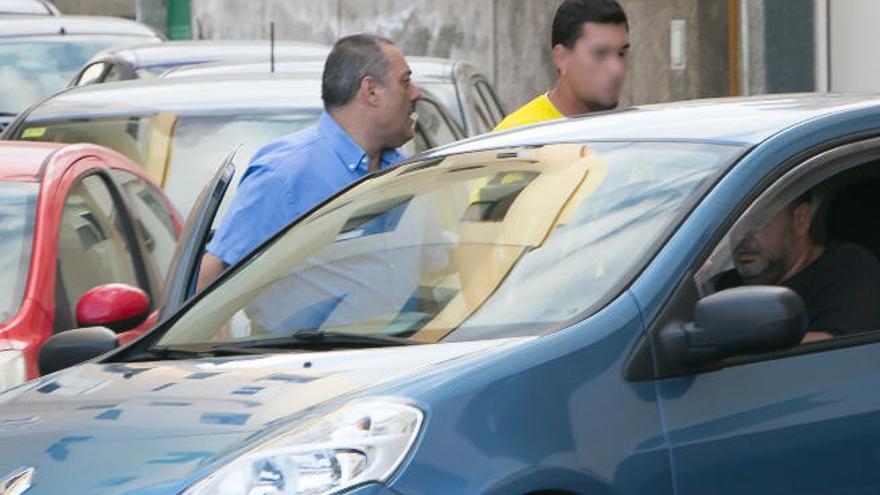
[793,202,813,237]
[357,75,381,106]
[552,44,570,75]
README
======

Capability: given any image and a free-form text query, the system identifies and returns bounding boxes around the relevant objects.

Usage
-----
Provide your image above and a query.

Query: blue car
[4,94,880,494]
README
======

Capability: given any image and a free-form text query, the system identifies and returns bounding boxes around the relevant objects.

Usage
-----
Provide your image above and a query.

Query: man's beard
[735,256,787,285]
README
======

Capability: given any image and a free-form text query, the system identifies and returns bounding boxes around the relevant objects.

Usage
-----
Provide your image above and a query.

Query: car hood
[0,338,527,494]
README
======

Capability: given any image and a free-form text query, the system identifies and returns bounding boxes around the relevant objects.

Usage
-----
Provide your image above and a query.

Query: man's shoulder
[825,242,880,270]
[494,94,562,132]
[248,125,328,173]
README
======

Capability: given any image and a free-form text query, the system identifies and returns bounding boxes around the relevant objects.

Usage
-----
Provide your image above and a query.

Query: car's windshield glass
[0,181,38,323]
[157,141,742,348]
[17,111,321,216]
[0,35,154,114]
[0,0,52,15]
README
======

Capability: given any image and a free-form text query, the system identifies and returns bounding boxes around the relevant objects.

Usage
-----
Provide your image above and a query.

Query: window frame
[629,133,880,380]
[108,168,179,295]
[414,96,465,149]
[54,169,154,331]
[473,77,506,125]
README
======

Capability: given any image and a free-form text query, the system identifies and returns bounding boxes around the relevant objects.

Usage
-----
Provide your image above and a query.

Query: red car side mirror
[75,284,150,333]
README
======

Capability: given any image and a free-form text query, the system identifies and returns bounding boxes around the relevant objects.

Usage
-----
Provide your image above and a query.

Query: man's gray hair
[322,33,395,110]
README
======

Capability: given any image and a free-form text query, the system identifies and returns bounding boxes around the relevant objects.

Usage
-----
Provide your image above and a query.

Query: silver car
[162,55,507,135]
[4,73,465,216]
[0,16,161,131]
[69,40,329,86]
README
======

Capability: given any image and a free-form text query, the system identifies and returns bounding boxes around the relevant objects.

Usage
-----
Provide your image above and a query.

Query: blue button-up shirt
[207,112,405,266]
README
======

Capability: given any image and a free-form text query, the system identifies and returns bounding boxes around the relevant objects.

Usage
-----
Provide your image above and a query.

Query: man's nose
[411,84,422,102]
[607,53,627,77]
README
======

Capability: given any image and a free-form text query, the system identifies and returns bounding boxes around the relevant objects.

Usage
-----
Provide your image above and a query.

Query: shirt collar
[318,112,405,174]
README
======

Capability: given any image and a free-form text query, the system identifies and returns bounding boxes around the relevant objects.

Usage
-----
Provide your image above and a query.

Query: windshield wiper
[123,331,420,362]
[121,346,213,362]
[207,330,421,353]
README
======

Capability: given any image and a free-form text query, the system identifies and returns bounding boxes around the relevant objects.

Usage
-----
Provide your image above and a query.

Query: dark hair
[322,33,395,110]
[552,0,628,49]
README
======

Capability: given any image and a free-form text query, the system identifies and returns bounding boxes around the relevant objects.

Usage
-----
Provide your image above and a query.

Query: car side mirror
[76,284,150,333]
[659,286,808,367]
[38,327,119,375]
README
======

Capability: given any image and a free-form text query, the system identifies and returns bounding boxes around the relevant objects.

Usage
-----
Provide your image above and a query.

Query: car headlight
[184,397,424,495]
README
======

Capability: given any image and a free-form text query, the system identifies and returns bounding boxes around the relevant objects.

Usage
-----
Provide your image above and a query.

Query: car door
[158,153,235,320]
[645,138,880,494]
[54,165,153,332]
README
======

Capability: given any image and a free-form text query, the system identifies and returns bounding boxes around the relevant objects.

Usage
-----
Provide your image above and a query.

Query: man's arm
[196,252,229,292]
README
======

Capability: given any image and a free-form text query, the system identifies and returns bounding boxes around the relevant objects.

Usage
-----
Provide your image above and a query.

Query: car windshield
[0,181,38,324]
[156,141,743,348]
[17,111,321,216]
[0,35,155,114]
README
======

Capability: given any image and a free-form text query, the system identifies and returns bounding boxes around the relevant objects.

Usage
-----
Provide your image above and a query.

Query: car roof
[426,93,880,154]
[0,140,66,179]
[22,74,326,120]
[0,15,159,38]
[0,0,59,16]
[90,40,329,69]
[162,54,459,82]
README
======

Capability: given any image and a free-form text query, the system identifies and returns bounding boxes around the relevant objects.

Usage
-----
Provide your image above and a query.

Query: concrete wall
[52,0,135,18]
[190,0,733,110]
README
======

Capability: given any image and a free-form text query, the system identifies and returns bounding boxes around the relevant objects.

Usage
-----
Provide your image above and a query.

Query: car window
[110,170,178,283]
[103,63,124,83]
[55,174,143,331]
[0,34,157,114]
[17,111,322,217]
[75,62,107,86]
[0,182,37,324]
[0,0,55,15]
[475,79,505,124]
[417,81,465,130]
[157,141,742,348]
[414,98,460,149]
[466,83,497,135]
[695,149,880,341]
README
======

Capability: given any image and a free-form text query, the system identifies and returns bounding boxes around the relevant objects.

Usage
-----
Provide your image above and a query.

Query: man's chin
[585,99,619,112]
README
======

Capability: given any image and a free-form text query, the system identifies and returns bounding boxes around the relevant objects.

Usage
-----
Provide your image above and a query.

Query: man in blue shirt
[198,33,421,287]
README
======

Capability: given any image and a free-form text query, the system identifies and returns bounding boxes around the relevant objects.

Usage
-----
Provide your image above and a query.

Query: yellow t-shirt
[493,93,564,132]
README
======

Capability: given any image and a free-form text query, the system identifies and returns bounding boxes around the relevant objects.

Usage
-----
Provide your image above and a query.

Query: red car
[0,141,180,386]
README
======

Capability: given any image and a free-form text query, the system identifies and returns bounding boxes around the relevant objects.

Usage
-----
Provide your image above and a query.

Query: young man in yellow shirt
[495,0,630,132]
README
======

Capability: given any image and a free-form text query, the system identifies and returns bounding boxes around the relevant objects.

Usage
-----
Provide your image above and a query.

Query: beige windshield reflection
[408,144,608,342]
[160,143,609,345]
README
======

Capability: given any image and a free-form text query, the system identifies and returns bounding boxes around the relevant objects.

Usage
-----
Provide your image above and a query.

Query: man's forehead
[579,22,630,44]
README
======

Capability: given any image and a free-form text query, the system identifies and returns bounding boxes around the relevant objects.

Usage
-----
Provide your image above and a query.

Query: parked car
[0,0,60,15]
[0,16,161,132]
[4,73,466,216]
[163,55,507,135]
[4,94,880,494]
[0,141,180,390]
[68,40,329,87]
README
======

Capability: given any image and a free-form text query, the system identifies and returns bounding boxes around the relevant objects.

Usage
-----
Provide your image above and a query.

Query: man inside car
[715,191,880,341]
